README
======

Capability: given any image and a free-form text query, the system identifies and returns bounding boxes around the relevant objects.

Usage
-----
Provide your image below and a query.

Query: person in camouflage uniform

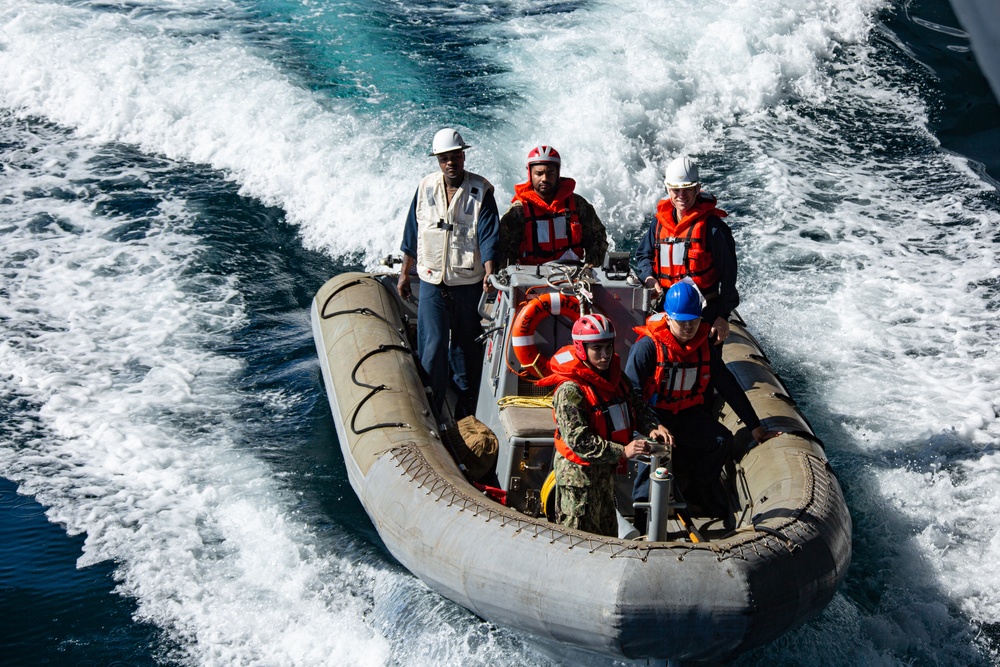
[537,315,672,537]
[497,145,609,268]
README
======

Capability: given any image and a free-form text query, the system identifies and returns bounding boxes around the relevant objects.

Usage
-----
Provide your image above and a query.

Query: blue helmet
[663,282,702,321]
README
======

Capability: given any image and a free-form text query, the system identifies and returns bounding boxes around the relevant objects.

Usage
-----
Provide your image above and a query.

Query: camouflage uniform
[552,379,660,537]
[497,193,609,267]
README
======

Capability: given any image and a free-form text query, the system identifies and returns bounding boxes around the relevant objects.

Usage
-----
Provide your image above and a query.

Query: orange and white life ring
[511,292,581,378]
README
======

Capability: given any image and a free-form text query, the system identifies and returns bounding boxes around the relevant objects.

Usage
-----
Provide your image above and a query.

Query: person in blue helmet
[625,281,770,514]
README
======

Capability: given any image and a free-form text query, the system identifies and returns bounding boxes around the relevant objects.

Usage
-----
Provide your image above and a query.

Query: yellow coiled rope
[496,395,554,409]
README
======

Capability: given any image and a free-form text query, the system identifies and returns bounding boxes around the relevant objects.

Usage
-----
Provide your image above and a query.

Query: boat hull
[311,271,851,661]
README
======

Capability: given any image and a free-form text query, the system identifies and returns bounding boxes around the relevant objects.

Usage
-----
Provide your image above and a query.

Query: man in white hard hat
[398,127,499,417]
[634,156,739,344]
[497,145,608,267]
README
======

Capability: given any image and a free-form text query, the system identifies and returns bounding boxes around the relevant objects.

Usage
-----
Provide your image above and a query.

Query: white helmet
[430,128,471,156]
[663,156,700,189]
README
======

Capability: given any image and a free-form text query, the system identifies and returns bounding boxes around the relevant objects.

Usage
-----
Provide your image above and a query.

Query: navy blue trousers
[417,280,484,417]
[632,404,731,503]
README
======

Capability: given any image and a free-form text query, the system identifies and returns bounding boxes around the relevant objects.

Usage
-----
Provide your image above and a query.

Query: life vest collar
[656,192,726,226]
[633,311,669,341]
[637,316,713,413]
[652,193,725,290]
[541,345,634,464]
[537,344,622,395]
[634,312,711,349]
[513,178,577,214]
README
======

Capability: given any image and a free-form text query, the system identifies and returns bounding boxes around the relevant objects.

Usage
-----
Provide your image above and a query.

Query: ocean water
[1,0,998,665]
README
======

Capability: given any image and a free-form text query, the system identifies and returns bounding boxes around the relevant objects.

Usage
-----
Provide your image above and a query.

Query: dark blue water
[1,0,998,665]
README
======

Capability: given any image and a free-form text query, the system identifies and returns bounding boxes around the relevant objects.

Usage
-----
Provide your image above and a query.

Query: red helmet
[572,314,616,360]
[527,145,561,168]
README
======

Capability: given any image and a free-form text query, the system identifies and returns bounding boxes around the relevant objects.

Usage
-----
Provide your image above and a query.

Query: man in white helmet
[496,145,609,267]
[634,156,740,344]
[398,127,499,416]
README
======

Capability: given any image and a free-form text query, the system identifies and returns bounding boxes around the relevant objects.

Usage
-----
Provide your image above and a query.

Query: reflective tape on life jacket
[513,183,585,264]
[641,320,713,413]
[415,171,491,285]
[510,293,581,378]
[653,195,726,292]
[552,369,634,466]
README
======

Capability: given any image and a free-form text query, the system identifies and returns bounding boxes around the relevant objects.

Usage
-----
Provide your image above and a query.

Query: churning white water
[1,0,998,663]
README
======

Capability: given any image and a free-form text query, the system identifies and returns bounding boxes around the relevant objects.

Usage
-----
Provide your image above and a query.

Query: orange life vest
[652,194,727,292]
[537,346,634,466]
[512,179,585,264]
[633,313,713,414]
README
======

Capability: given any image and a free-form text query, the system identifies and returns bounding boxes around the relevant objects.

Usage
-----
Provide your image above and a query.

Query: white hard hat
[663,156,700,189]
[430,128,471,156]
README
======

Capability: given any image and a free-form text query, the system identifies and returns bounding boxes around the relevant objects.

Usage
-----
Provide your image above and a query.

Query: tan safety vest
[415,171,491,285]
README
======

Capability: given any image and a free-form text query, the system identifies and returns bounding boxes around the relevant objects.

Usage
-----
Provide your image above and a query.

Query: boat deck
[402,263,749,543]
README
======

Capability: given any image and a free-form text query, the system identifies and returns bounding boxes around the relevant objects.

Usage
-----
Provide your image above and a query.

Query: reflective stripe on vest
[643,334,712,414]
[653,197,724,292]
[554,379,634,465]
[518,195,584,264]
[415,171,490,285]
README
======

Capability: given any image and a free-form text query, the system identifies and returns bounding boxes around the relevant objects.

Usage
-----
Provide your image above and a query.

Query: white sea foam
[0,120,390,666]
[0,0,426,261]
[0,0,890,260]
[487,2,1000,655]
[730,33,1000,667]
[2,0,1000,663]
[474,0,887,231]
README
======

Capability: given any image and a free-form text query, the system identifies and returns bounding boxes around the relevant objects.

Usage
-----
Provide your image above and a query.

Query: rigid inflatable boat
[310,261,851,664]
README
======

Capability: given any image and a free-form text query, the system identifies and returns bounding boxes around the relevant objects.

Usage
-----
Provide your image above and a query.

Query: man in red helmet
[626,281,770,516]
[497,145,609,267]
[536,314,671,536]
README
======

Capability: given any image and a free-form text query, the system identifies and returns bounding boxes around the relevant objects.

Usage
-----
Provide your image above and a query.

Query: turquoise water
[1,0,998,665]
